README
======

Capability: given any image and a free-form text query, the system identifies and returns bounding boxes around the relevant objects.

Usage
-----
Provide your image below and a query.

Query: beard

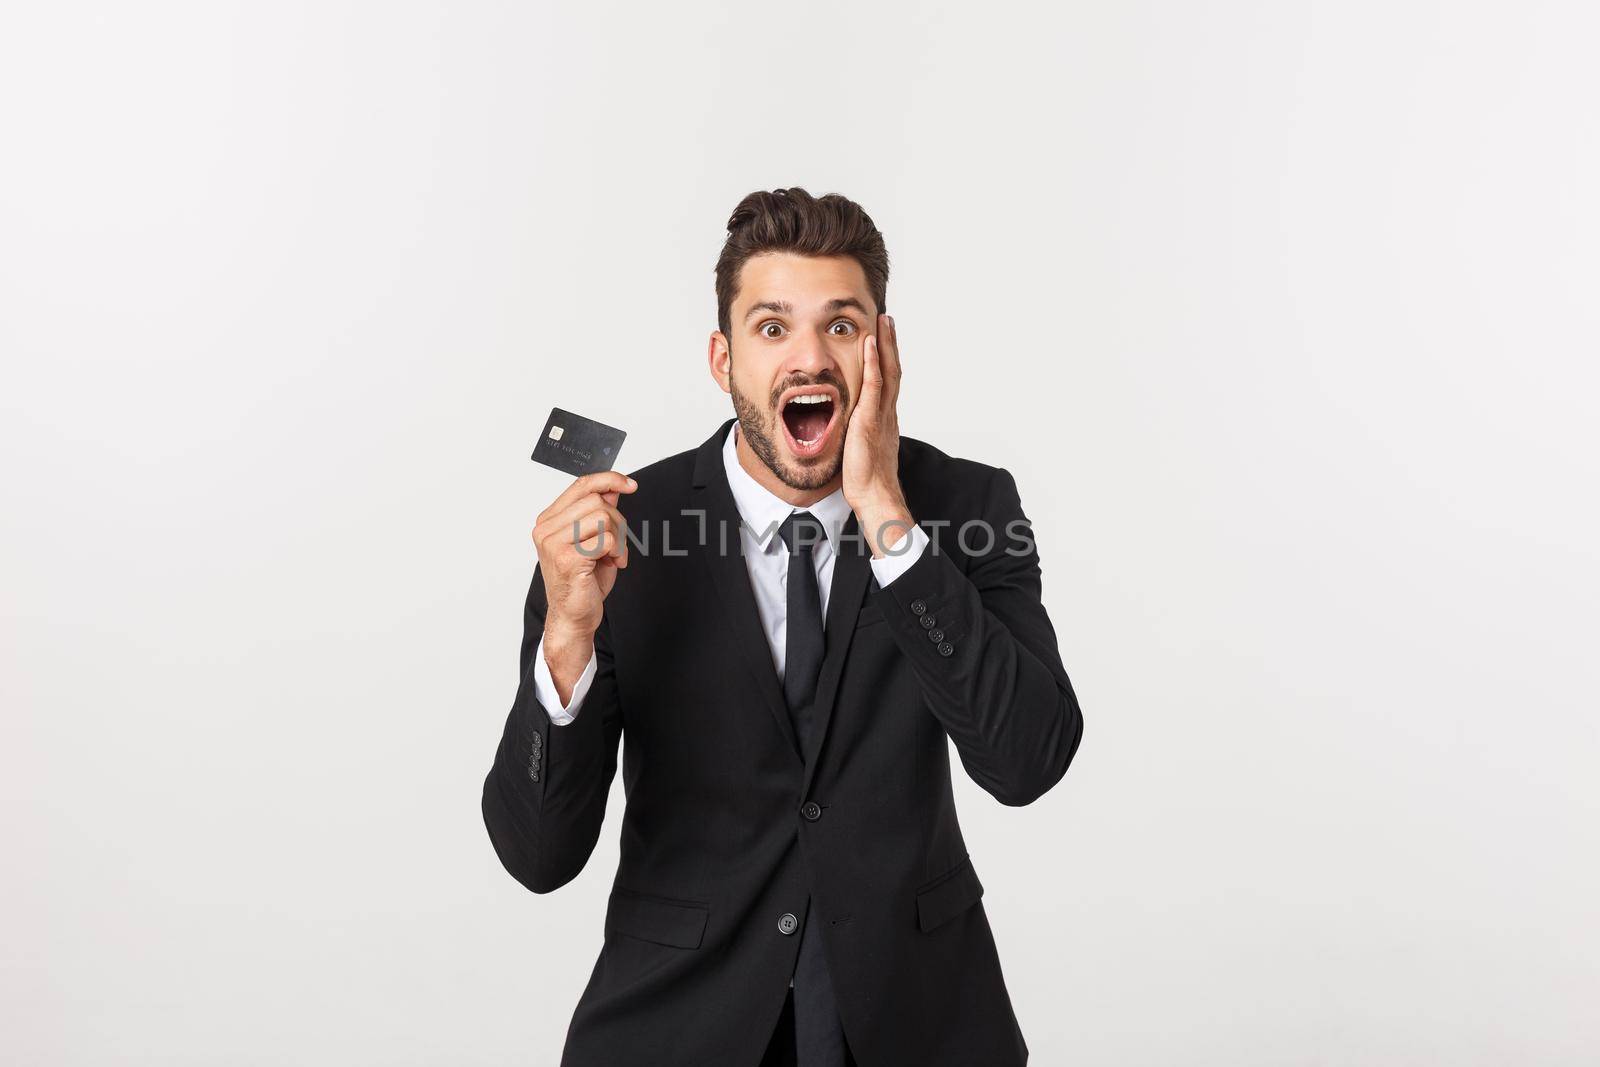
[730,369,849,493]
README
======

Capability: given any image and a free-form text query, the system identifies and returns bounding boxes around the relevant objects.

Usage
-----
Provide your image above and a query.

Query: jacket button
[801,801,822,822]
[928,628,944,642]
[920,614,937,629]
[778,912,799,935]
[937,641,954,657]
[909,599,926,615]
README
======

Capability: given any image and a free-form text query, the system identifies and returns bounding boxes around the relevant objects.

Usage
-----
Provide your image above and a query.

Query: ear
[708,331,733,395]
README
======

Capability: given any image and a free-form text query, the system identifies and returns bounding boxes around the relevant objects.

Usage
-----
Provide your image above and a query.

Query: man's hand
[532,470,636,699]
[843,313,916,558]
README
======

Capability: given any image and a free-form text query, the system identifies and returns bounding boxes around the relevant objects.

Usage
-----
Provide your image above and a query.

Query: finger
[575,530,626,564]
[852,335,883,427]
[539,497,627,552]
[542,472,633,527]
[878,313,900,373]
[576,523,628,565]
[543,492,627,535]
[860,333,882,397]
[565,513,628,560]
[884,314,903,403]
[540,470,637,523]
[544,497,627,543]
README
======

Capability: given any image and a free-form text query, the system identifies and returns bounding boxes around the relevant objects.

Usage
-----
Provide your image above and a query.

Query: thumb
[596,556,620,597]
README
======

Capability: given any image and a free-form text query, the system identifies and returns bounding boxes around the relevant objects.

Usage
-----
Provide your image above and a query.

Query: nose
[783,332,833,379]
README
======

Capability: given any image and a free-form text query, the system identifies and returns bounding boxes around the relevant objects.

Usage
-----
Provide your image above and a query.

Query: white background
[3,2,1597,1064]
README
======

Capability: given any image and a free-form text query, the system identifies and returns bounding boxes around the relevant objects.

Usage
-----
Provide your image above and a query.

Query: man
[483,187,1084,1066]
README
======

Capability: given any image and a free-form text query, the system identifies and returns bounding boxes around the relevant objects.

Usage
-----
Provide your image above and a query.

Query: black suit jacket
[483,419,1084,1067]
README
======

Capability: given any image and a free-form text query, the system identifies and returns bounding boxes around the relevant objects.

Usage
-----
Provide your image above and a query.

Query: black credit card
[531,407,628,476]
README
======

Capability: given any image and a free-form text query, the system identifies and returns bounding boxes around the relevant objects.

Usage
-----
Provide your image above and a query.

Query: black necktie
[778,510,827,749]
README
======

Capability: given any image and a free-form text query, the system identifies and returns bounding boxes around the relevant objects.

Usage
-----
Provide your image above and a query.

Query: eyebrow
[743,297,870,323]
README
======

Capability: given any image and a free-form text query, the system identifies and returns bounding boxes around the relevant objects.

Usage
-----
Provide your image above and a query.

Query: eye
[759,321,785,339]
[829,319,857,336]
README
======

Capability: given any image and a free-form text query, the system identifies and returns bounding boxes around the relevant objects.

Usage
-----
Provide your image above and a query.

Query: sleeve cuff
[868,523,930,588]
[532,635,598,725]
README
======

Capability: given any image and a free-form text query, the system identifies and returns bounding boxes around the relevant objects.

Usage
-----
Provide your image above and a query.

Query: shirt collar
[721,421,852,554]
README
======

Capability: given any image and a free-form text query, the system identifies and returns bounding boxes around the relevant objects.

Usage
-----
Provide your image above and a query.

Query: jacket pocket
[605,887,710,949]
[915,854,985,933]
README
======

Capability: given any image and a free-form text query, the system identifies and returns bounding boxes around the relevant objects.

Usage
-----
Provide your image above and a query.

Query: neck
[734,423,840,508]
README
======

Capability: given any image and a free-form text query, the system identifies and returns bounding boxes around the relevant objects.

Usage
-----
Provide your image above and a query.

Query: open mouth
[778,387,839,458]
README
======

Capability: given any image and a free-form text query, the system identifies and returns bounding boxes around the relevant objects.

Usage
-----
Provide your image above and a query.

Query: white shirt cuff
[532,635,598,725]
[867,523,929,588]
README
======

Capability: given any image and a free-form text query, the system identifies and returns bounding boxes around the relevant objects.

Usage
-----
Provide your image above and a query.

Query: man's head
[708,188,889,495]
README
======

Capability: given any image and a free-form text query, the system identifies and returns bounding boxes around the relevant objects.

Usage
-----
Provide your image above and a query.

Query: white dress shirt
[532,421,930,723]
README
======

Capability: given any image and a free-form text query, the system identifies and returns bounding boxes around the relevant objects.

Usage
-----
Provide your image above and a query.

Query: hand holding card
[529,407,633,703]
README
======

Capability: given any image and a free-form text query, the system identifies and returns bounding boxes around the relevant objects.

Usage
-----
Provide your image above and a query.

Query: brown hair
[714,187,890,341]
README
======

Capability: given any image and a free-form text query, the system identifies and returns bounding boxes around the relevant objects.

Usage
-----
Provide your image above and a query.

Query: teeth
[789,394,830,405]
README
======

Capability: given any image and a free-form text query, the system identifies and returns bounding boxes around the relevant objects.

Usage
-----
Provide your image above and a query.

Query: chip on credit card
[531,407,628,477]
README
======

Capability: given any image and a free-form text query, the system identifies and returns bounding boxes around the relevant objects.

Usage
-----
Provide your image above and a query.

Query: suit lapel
[801,511,873,799]
[689,421,802,762]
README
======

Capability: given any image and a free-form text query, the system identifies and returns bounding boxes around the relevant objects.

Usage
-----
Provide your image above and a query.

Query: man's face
[712,252,877,492]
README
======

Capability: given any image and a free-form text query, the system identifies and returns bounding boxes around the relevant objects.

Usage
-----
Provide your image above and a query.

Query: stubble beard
[730,378,842,493]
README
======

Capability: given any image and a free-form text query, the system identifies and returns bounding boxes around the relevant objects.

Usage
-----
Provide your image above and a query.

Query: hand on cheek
[843,314,914,557]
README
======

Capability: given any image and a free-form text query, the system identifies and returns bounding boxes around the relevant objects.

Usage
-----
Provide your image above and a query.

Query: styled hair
[714,187,890,341]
